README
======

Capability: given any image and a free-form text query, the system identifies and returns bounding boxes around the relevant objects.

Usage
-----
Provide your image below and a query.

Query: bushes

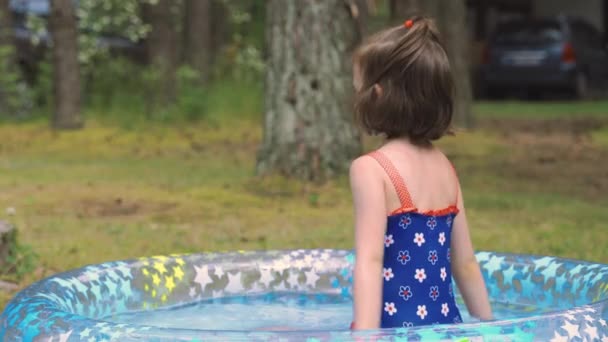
[0,45,34,121]
[83,55,263,126]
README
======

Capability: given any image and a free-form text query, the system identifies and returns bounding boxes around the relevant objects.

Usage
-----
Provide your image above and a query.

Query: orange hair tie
[404,19,414,28]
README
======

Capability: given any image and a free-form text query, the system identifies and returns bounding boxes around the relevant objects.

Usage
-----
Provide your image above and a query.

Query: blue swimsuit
[368,151,463,328]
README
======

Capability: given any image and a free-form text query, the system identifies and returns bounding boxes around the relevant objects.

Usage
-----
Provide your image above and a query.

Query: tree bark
[389,0,421,23]
[0,0,16,113]
[50,0,82,129]
[0,221,16,272]
[352,0,371,36]
[183,0,212,84]
[257,0,362,182]
[390,0,473,128]
[0,0,13,46]
[145,0,178,105]
[210,0,230,64]
[433,0,473,128]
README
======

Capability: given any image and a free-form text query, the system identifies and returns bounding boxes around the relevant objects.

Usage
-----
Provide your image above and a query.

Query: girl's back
[375,142,458,215]
[368,144,462,327]
[350,16,492,330]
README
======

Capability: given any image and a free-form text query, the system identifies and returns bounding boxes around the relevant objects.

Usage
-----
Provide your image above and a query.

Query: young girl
[349,17,493,329]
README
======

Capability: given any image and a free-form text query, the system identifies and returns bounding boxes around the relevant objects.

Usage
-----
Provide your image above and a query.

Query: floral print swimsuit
[368,151,463,328]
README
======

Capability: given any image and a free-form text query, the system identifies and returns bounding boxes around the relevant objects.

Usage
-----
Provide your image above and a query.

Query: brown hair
[353,16,453,146]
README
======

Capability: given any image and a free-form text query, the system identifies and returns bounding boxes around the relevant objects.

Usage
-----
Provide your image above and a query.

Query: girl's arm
[451,182,493,321]
[349,157,387,330]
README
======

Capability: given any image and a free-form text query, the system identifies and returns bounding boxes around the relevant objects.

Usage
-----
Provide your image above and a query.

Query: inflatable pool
[1,250,607,341]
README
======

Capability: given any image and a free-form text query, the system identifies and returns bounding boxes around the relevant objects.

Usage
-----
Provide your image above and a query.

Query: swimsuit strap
[367,150,415,210]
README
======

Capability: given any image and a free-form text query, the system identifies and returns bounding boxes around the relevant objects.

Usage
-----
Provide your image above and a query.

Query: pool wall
[1,250,607,341]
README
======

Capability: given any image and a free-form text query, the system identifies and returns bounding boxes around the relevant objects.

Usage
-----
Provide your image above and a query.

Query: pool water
[106,293,557,331]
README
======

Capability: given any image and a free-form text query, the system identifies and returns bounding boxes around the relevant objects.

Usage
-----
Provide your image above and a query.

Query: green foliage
[76,0,151,42]
[0,237,38,282]
[32,58,53,111]
[25,0,153,67]
[308,193,320,207]
[24,14,47,46]
[86,57,147,113]
[0,46,33,120]
[175,66,209,122]
[18,0,269,124]
[214,0,265,81]
[84,58,212,124]
[82,52,265,126]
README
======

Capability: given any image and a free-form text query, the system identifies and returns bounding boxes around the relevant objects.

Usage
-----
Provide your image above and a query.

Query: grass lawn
[0,100,607,309]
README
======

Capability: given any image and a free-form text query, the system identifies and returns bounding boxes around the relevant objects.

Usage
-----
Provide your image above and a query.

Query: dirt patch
[77,198,178,218]
[479,117,608,201]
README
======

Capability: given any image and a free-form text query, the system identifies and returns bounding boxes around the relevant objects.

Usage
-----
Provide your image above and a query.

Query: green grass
[592,126,608,147]
[474,100,608,119]
[1,100,607,309]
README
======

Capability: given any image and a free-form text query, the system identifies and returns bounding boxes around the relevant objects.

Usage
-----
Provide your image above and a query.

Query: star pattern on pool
[0,250,607,341]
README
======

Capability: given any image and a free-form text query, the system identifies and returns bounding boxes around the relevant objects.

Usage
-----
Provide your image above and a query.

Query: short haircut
[353,16,454,146]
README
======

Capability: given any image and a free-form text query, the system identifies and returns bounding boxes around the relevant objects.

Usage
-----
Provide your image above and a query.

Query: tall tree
[389,0,419,23]
[353,0,372,36]
[0,0,17,116]
[50,0,82,129]
[434,0,473,128]
[257,0,362,181]
[145,0,179,105]
[0,0,12,46]
[210,0,230,63]
[183,0,212,84]
[390,0,473,128]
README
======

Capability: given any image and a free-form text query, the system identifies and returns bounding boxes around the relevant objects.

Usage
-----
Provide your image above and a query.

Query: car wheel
[574,71,589,100]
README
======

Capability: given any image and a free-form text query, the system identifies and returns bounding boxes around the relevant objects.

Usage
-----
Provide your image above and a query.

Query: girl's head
[353,16,453,146]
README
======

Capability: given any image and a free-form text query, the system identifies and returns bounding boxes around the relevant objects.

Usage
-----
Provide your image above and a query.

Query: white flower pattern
[438,232,446,246]
[441,303,450,317]
[413,233,426,247]
[384,234,394,247]
[399,215,412,229]
[383,268,394,281]
[375,161,462,326]
[416,305,428,320]
[426,217,437,230]
[385,302,397,316]
[414,268,427,283]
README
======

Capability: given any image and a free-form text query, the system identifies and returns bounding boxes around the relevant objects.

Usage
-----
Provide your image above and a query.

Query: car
[479,16,608,99]
[9,0,146,83]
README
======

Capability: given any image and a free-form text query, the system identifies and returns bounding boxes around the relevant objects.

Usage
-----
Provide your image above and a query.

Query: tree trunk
[210,0,230,65]
[257,0,362,182]
[352,0,371,36]
[50,0,82,129]
[0,221,16,272]
[0,0,13,46]
[390,0,473,128]
[389,0,421,23]
[145,0,178,105]
[434,0,473,128]
[183,0,212,84]
[0,0,16,113]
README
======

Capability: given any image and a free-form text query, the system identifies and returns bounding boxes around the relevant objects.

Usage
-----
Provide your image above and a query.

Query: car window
[10,0,50,15]
[493,21,564,45]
